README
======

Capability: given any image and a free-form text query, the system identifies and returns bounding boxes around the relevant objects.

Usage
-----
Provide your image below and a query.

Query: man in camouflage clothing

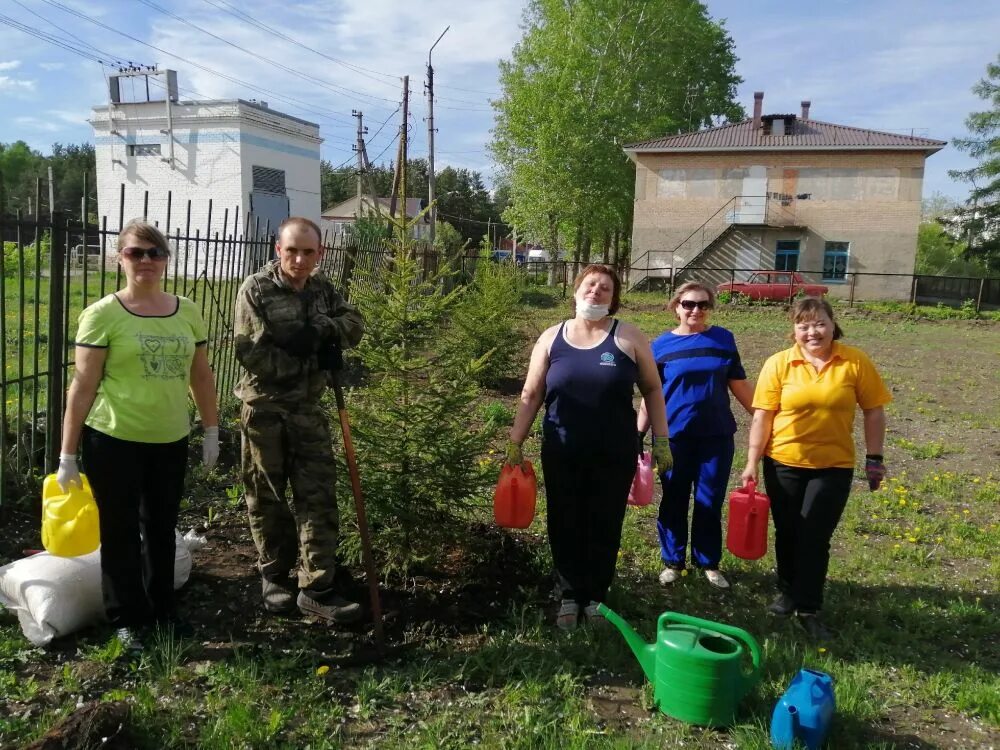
[234,216,365,623]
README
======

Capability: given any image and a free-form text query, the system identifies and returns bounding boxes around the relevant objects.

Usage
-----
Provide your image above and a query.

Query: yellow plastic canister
[41,473,100,557]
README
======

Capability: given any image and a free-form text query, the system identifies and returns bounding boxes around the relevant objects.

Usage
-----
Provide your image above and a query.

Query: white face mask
[576,301,610,320]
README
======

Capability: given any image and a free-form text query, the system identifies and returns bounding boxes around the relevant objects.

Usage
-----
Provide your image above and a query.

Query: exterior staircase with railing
[629,195,802,291]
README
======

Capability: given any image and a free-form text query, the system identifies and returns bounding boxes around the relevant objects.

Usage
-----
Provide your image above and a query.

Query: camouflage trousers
[240,403,340,593]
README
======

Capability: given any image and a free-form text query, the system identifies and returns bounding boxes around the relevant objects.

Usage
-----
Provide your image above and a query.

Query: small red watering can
[628,451,654,507]
[494,462,537,529]
[725,480,770,560]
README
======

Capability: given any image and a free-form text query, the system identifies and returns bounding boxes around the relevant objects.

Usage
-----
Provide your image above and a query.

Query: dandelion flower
[908,537,917,543]
[962,509,970,515]
[316,665,330,676]
[818,647,827,654]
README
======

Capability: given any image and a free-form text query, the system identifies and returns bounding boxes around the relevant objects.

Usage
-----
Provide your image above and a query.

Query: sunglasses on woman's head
[679,299,712,310]
[121,246,169,261]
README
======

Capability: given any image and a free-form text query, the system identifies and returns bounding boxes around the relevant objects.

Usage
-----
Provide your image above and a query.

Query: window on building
[823,241,850,281]
[127,144,161,157]
[775,240,800,271]
[252,166,287,195]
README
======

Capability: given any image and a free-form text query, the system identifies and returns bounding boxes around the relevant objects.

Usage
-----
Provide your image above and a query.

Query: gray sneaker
[262,578,296,614]
[297,590,363,624]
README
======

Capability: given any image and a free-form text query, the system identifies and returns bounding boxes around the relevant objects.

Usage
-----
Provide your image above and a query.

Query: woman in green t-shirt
[56,220,219,652]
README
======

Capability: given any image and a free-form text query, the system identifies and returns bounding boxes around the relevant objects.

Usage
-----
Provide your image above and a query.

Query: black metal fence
[2,192,998,498]
[0,200,395,498]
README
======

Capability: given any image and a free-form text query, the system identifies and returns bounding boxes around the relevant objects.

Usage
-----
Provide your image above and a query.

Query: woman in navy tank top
[505,265,672,630]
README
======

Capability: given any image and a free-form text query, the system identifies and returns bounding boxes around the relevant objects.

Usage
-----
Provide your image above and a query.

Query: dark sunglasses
[679,299,712,311]
[122,246,170,261]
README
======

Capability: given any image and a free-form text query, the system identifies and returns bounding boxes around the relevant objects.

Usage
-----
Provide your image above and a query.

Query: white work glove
[202,426,220,470]
[56,453,82,492]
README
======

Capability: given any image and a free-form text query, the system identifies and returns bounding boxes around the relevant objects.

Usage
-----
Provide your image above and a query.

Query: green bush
[3,235,49,278]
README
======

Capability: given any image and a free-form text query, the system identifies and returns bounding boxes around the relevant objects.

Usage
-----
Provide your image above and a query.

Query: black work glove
[865,455,886,491]
[282,323,320,358]
[316,341,344,371]
[637,431,646,457]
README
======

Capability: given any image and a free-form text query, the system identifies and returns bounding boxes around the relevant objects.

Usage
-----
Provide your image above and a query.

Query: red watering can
[628,451,654,507]
[725,480,770,560]
[494,462,537,529]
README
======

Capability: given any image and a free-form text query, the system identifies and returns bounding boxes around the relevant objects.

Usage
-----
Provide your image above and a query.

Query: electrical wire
[369,132,400,165]
[135,0,399,109]
[0,13,109,65]
[200,0,400,86]
[36,0,358,125]
[8,0,142,67]
[200,0,494,107]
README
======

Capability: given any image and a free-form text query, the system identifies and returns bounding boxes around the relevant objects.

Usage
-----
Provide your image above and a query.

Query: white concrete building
[90,96,321,241]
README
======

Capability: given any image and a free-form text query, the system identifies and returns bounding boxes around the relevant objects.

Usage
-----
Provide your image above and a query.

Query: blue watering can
[770,668,835,750]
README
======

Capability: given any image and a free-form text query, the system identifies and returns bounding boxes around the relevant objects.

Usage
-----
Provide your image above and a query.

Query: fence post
[849,272,857,307]
[976,277,985,313]
[910,276,918,304]
[45,222,67,474]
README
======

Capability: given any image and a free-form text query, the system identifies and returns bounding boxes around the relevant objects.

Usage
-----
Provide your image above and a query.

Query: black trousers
[82,425,189,627]
[541,442,635,606]
[762,457,853,614]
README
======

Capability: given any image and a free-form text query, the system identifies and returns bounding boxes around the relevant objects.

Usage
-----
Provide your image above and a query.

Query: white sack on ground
[0,528,201,647]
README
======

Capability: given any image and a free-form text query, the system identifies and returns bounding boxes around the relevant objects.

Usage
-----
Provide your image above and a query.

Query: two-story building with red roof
[624,92,945,300]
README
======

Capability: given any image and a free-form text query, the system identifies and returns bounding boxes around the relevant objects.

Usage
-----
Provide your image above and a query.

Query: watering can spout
[771,705,800,750]
[597,604,656,683]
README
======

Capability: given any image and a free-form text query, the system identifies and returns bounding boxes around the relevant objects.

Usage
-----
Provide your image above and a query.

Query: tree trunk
[602,230,611,264]
[547,212,559,287]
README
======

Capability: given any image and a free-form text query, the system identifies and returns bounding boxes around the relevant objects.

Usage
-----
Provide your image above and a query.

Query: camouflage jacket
[234,260,364,407]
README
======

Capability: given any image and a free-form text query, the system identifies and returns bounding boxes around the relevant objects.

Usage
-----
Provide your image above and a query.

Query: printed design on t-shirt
[599,351,617,367]
[136,333,190,379]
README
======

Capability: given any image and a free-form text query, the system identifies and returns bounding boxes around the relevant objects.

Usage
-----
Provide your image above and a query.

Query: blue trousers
[657,435,735,569]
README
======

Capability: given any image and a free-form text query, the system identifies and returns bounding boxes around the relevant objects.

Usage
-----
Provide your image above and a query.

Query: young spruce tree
[332,216,498,577]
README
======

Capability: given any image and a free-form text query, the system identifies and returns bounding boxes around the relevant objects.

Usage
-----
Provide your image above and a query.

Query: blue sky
[1,0,997,206]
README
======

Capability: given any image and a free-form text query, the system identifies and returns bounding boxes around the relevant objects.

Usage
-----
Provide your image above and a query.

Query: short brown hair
[790,296,844,340]
[277,216,323,246]
[118,219,170,257]
[572,264,623,315]
[667,281,715,319]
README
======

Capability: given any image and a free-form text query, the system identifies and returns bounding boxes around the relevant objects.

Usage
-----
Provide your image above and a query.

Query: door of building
[736,166,767,223]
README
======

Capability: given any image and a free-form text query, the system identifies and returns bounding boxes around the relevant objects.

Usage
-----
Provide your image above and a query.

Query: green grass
[1,292,998,748]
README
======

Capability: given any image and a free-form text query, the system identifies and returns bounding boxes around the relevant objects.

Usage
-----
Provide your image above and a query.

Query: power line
[145,76,355,135]
[36,0,358,125]
[200,0,401,87]
[135,0,398,110]
[8,0,140,67]
[370,132,401,164]
[0,13,113,66]
[200,0,491,108]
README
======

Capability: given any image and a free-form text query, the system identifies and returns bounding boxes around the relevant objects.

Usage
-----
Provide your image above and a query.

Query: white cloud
[0,60,22,71]
[0,76,35,92]
[39,62,66,71]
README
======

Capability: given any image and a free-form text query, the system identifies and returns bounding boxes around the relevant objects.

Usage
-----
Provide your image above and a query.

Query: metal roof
[625,117,946,154]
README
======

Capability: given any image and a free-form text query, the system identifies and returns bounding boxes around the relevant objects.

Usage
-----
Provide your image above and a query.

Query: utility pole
[352,110,366,207]
[426,26,449,248]
[47,166,55,218]
[390,77,410,228]
[400,74,409,221]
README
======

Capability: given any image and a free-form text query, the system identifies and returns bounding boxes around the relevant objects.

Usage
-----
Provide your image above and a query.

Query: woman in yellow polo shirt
[56,219,219,653]
[741,297,890,640]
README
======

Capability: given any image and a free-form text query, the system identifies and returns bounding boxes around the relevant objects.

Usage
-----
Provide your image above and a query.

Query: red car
[717,271,829,301]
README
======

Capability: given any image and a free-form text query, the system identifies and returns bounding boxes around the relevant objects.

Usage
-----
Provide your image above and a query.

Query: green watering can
[599,605,763,727]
